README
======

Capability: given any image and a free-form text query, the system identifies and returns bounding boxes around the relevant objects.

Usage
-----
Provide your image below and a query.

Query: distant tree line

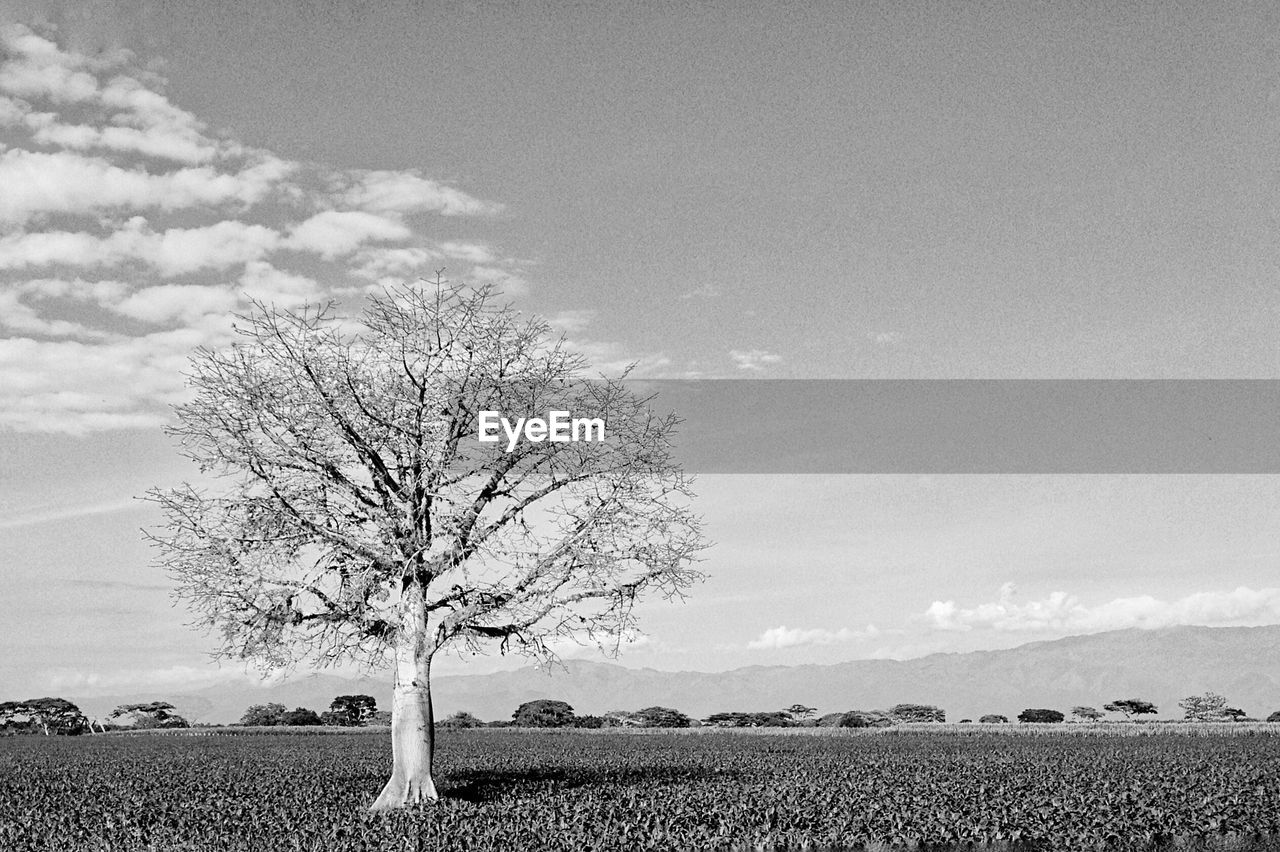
[6,688,1278,736]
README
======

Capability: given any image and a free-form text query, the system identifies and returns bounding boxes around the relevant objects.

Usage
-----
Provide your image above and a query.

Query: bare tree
[147,280,707,809]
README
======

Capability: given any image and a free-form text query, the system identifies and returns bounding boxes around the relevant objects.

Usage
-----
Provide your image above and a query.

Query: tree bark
[370,607,439,810]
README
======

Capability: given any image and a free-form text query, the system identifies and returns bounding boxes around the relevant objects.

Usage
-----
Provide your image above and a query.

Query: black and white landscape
[4,2,1280,849]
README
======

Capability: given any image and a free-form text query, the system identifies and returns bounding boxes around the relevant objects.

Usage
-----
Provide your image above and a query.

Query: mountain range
[68,625,1280,724]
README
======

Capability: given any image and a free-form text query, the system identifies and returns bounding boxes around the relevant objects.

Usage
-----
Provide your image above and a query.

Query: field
[4,728,1280,851]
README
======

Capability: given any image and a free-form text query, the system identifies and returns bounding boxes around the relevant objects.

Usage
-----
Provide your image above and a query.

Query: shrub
[979,714,1009,723]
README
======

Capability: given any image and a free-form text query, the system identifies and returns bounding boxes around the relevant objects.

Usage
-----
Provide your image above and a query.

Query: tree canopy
[1103,699,1157,718]
[148,281,707,675]
[0,698,89,735]
[109,701,189,729]
[512,699,576,728]
[1018,708,1064,723]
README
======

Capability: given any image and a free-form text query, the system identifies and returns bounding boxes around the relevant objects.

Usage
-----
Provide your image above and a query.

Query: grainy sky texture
[3,1,1280,698]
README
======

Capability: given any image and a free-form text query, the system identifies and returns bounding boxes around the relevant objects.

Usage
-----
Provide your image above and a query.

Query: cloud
[0,218,282,274]
[341,169,502,217]
[467,263,529,297]
[238,261,322,306]
[0,497,141,530]
[284,210,411,259]
[0,148,289,225]
[0,24,236,165]
[0,320,234,433]
[0,288,106,337]
[924,583,1280,633]
[547,310,596,334]
[45,664,282,694]
[870,331,903,345]
[0,24,99,103]
[729,348,783,371]
[438,240,496,264]
[747,624,879,650]
[0,24,513,433]
[562,338,674,377]
[349,246,444,283]
[112,283,239,324]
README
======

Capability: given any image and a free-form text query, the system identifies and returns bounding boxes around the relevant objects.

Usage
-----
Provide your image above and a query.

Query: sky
[3,0,1280,700]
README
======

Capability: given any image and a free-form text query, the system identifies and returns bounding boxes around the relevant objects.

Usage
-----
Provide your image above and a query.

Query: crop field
[3,729,1280,851]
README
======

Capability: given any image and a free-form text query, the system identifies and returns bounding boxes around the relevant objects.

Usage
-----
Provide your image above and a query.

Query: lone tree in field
[147,281,707,809]
[1178,692,1231,722]
[323,694,378,727]
[1103,698,1158,719]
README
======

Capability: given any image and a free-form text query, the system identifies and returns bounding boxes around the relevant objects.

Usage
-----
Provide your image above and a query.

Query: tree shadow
[441,765,737,803]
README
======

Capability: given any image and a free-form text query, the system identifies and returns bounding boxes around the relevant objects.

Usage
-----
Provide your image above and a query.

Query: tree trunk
[370,620,439,809]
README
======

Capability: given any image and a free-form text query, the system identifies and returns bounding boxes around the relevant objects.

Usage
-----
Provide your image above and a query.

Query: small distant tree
[1071,706,1104,722]
[109,701,189,729]
[1018,708,1064,723]
[0,698,89,735]
[1104,699,1158,719]
[890,703,945,723]
[240,703,289,727]
[959,719,972,723]
[633,706,691,728]
[1179,692,1230,722]
[438,711,485,729]
[784,704,817,720]
[1267,711,1280,723]
[325,695,378,727]
[703,711,793,728]
[281,707,322,726]
[513,699,576,728]
[979,714,1008,724]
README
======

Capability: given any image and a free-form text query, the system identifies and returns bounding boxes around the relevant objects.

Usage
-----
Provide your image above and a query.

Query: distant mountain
[69,625,1280,724]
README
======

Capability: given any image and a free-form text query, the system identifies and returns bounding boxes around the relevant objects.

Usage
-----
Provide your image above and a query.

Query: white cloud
[342,169,502,217]
[870,331,903,345]
[0,218,280,274]
[112,284,239,324]
[46,664,282,694]
[350,246,443,282]
[924,583,1280,633]
[729,348,783,371]
[547,310,596,334]
[0,289,106,338]
[0,319,233,433]
[0,25,514,433]
[438,240,496,264]
[238,261,322,306]
[467,263,529,297]
[284,210,411,259]
[562,338,674,377]
[0,25,99,103]
[748,624,879,650]
[0,149,288,225]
